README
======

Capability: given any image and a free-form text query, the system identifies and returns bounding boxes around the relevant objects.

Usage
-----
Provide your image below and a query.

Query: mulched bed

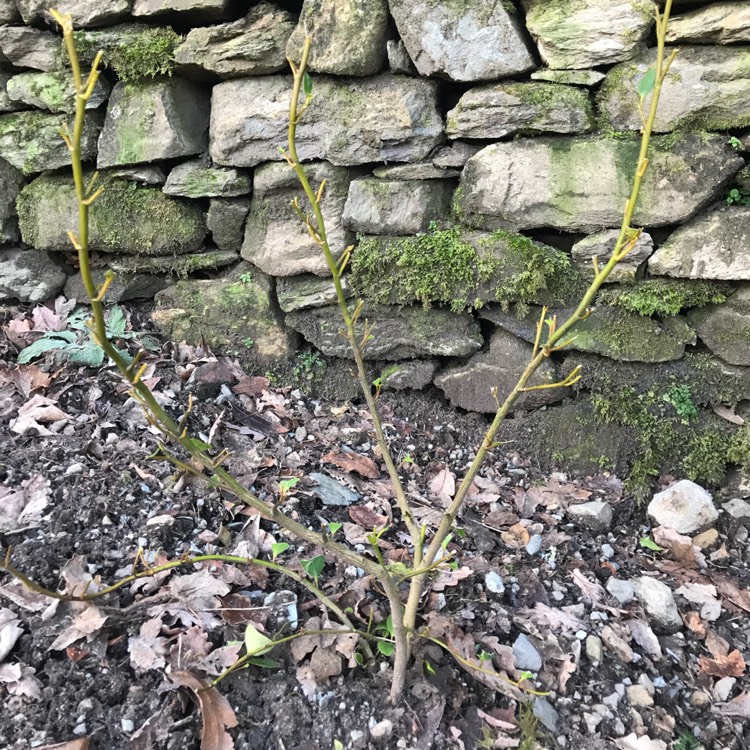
[1,300,749,750]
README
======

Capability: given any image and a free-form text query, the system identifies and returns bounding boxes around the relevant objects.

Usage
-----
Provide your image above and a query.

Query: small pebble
[607,578,635,605]
[626,685,653,707]
[121,719,135,733]
[370,719,393,741]
[690,690,711,707]
[485,571,505,595]
[512,633,542,672]
[585,635,603,663]
[526,534,542,556]
[714,677,735,702]
[601,543,615,559]
[73,724,87,736]
[65,463,85,476]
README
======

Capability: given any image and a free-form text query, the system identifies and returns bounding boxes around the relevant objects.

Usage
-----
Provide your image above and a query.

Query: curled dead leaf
[699,649,746,678]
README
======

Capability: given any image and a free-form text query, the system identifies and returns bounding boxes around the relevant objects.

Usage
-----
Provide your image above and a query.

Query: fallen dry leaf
[128,617,167,672]
[715,691,750,718]
[652,526,705,569]
[699,649,746,678]
[428,466,456,503]
[616,734,667,750]
[169,571,231,610]
[322,449,380,479]
[170,671,238,750]
[706,629,730,658]
[0,364,51,398]
[0,608,23,663]
[676,582,721,621]
[0,661,42,700]
[711,402,745,426]
[627,619,662,660]
[10,395,68,436]
[0,473,51,532]
[35,740,89,750]
[501,523,530,550]
[348,505,388,529]
[431,566,473,592]
[683,611,707,638]
[49,606,108,651]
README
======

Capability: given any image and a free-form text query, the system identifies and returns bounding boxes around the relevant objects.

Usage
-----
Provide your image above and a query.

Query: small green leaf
[279,477,300,492]
[477,650,493,662]
[334,741,345,750]
[301,555,325,584]
[186,437,212,452]
[244,622,274,655]
[107,306,127,336]
[637,67,656,97]
[327,522,342,536]
[17,337,70,364]
[518,670,535,681]
[385,614,394,637]
[639,536,664,552]
[271,542,290,561]
[302,71,313,96]
[424,660,436,675]
[247,656,281,669]
[377,641,394,657]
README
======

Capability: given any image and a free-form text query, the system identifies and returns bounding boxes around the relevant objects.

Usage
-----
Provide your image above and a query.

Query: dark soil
[1,301,749,750]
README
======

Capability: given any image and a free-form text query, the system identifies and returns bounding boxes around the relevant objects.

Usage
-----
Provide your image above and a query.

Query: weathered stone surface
[666,2,750,44]
[568,501,614,532]
[0,27,60,71]
[152,267,295,367]
[133,0,230,19]
[382,360,437,391]
[531,69,605,86]
[163,160,250,198]
[0,0,20,23]
[109,249,238,276]
[0,111,102,174]
[524,0,653,69]
[7,71,111,113]
[107,166,166,185]
[607,578,635,606]
[723,498,750,521]
[649,207,750,280]
[458,135,743,232]
[16,0,129,27]
[0,248,65,303]
[371,163,459,180]
[435,328,559,413]
[632,577,682,634]
[481,304,690,362]
[342,179,453,235]
[98,78,210,168]
[447,83,594,139]
[17,174,206,255]
[206,198,251,253]
[287,0,388,76]
[210,74,443,168]
[0,157,23,244]
[309,472,360,507]
[64,269,167,303]
[432,142,482,169]
[174,3,295,79]
[389,0,535,81]
[648,480,718,534]
[600,46,750,132]
[286,304,483,360]
[572,230,653,283]
[689,285,750,366]
[243,161,352,277]
[276,274,350,313]
[387,40,417,75]
[0,71,24,114]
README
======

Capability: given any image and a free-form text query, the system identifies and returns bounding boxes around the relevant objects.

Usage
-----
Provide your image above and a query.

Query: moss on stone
[597,279,732,317]
[349,224,579,312]
[73,26,182,82]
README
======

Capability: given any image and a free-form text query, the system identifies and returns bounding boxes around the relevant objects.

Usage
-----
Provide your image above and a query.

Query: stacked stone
[0,0,749,454]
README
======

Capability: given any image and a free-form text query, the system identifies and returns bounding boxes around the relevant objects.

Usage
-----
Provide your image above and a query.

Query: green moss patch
[349,225,581,313]
[597,279,732,317]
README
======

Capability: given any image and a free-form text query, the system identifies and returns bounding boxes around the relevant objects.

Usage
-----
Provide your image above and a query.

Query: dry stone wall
[1,0,750,486]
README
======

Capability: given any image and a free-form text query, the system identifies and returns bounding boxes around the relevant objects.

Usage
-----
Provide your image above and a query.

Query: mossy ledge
[349,224,583,313]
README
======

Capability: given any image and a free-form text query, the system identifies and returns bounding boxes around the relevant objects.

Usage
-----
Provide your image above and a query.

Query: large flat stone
[174,3,295,79]
[17,173,206,255]
[7,70,111,113]
[481,304,691,363]
[342,178,453,235]
[689,286,750,366]
[446,83,594,139]
[242,161,352,277]
[152,267,295,367]
[649,206,750,280]
[0,157,23,244]
[0,111,102,175]
[286,304,483,360]
[435,327,561,413]
[457,135,744,232]
[524,0,654,69]
[97,78,210,168]
[132,0,230,19]
[599,46,750,132]
[276,274,350,312]
[287,0,388,76]
[16,0,129,27]
[572,229,653,283]
[206,198,251,253]
[389,0,535,81]
[0,0,20,23]
[0,27,60,71]
[210,74,443,168]
[0,248,65,303]
[666,2,750,44]
[163,160,250,198]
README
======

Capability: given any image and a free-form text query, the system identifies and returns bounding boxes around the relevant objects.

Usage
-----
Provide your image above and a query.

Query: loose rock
[666,2,750,45]
[648,480,718,535]
[607,578,635,606]
[689,285,750,366]
[512,633,542,672]
[0,248,66,303]
[0,27,60,70]
[206,198,251,254]
[309,473,360,507]
[568,501,614,532]
[632,576,682,634]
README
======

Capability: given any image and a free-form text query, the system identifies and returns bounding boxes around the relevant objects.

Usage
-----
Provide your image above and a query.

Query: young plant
[4,2,676,710]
